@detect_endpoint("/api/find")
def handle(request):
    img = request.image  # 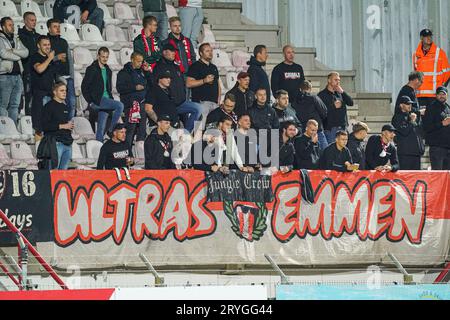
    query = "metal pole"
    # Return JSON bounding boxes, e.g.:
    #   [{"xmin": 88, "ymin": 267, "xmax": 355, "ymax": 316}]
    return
[
  {"xmin": 17, "ymin": 234, "xmax": 28, "ymax": 290},
  {"xmin": 387, "ymin": 252, "xmax": 414, "ymax": 284},
  {"xmin": 0, "ymin": 209, "xmax": 68, "ymax": 290},
  {"xmin": 0, "ymin": 260, "xmax": 20, "ymax": 289},
  {"xmin": 138, "ymin": 253, "xmax": 165, "ymax": 287},
  {"xmin": 434, "ymin": 262, "xmax": 450, "ymax": 284},
  {"xmin": 264, "ymin": 254, "xmax": 291, "ymax": 285},
  {"xmin": 0, "ymin": 280, "xmax": 8, "ymax": 291}
]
